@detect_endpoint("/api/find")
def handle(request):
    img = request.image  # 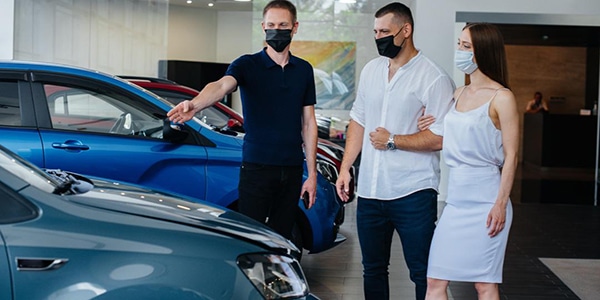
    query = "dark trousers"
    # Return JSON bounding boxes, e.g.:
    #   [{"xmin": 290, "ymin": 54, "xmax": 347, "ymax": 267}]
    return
[
  {"xmin": 357, "ymin": 189, "xmax": 438, "ymax": 300},
  {"xmin": 238, "ymin": 161, "xmax": 303, "ymax": 240}
]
